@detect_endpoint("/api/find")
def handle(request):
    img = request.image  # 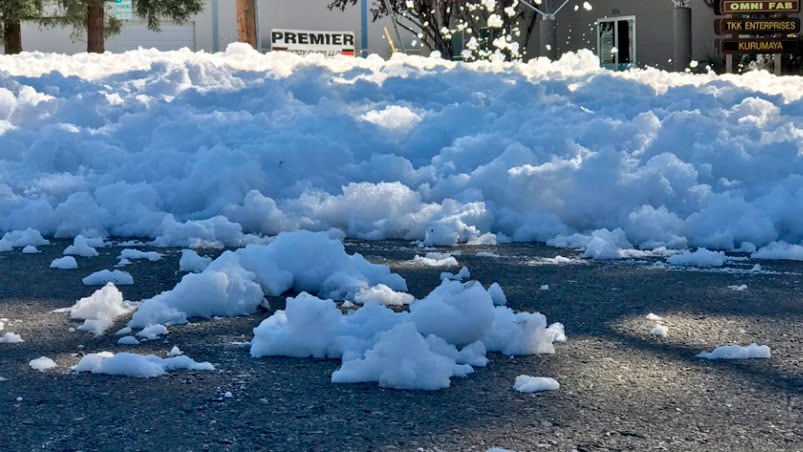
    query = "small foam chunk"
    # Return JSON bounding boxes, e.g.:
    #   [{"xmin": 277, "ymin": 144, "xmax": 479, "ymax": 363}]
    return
[
  {"xmin": 64, "ymin": 234, "xmax": 101, "ymax": 257},
  {"xmin": 513, "ymin": 375, "xmax": 560, "ymax": 393},
  {"xmin": 73, "ymin": 351, "xmax": 214, "ymax": 378},
  {"xmin": 82, "ymin": 270, "xmax": 134, "ymax": 286},
  {"xmin": 179, "ymin": 249, "xmax": 212, "ymax": 273},
  {"xmin": 697, "ymin": 343, "xmax": 771, "ymax": 360},
  {"xmin": 137, "ymin": 324, "xmax": 168, "ymax": 340},
  {"xmin": 117, "ymin": 336, "xmax": 140, "ymax": 345},
  {"xmin": 667, "ymin": 248, "xmax": 727, "ymax": 267},
  {"xmin": 650, "ymin": 324, "xmax": 669, "ymax": 337},
  {"xmin": 50, "ymin": 256, "xmax": 78, "ymax": 269},
  {"xmin": 0, "ymin": 332, "xmax": 23, "ymax": 343},
  {"xmin": 29, "ymin": 357, "xmax": 58, "ymax": 372},
  {"xmin": 488, "ymin": 282, "xmax": 507, "ymax": 306}
]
